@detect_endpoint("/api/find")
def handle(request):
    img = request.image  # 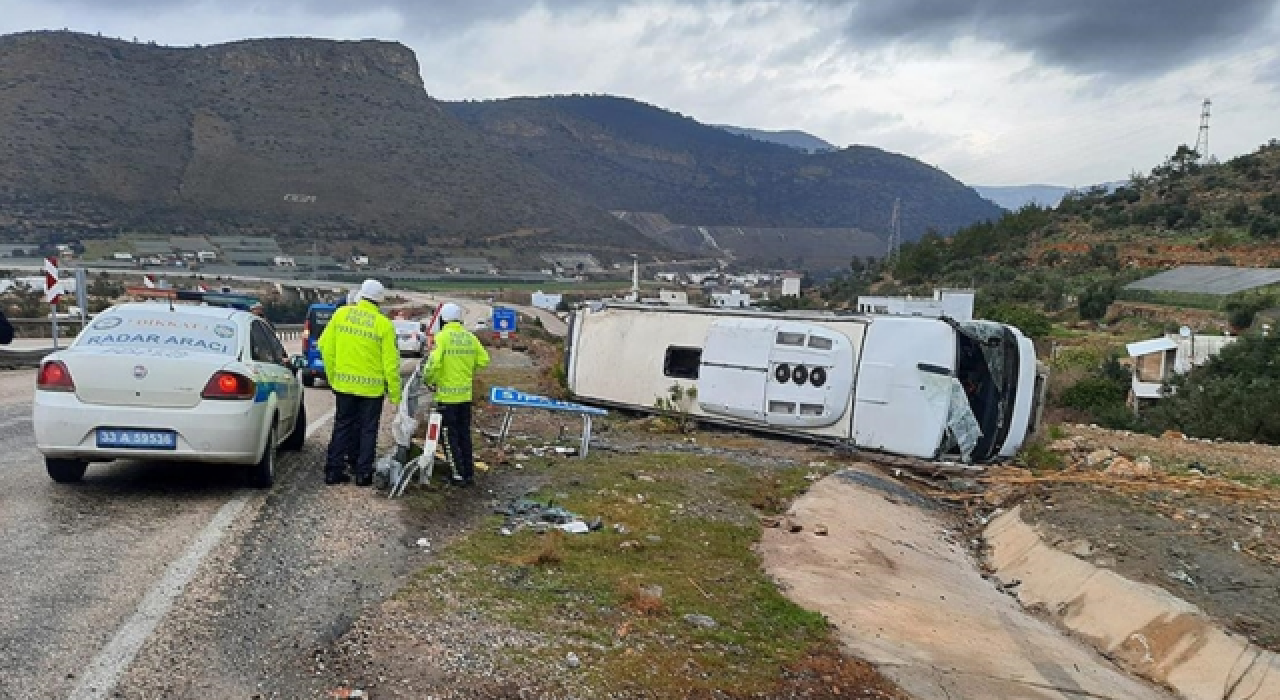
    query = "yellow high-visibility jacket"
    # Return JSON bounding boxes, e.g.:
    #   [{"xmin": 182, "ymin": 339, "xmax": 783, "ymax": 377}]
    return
[
  {"xmin": 425, "ymin": 322, "xmax": 490, "ymax": 404},
  {"xmin": 317, "ymin": 300, "xmax": 402, "ymax": 404}
]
